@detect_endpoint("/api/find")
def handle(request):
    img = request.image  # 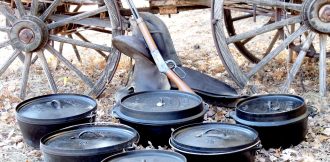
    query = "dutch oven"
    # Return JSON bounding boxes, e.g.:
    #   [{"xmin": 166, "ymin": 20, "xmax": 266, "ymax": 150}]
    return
[
  {"xmin": 230, "ymin": 94, "xmax": 309, "ymax": 149},
  {"xmin": 169, "ymin": 123, "xmax": 261, "ymax": 162},
  {"xmin": 15, "ymin": 94, "xmax": 97, "ymax": 148},
  {"xmin": 40, "ymin": 122, "xmax": 139, "ymax": 162},
  {"xmin": 112, "ymin": 90, "xmax": 208, "ymax": 146},
  {"xmin": 101, "ymin": 150, "xmax": 187, "ymax": 162}
]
